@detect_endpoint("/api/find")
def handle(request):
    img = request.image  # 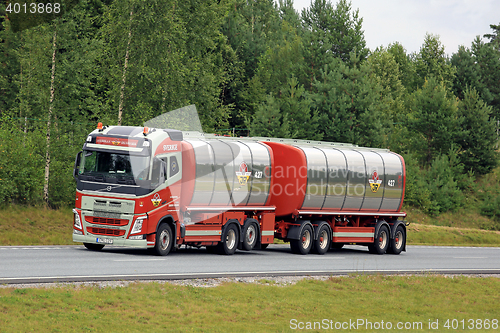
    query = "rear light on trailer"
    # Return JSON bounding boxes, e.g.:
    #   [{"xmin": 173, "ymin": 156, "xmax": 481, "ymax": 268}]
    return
[{"xmin": 72, "ymin": 209, "xmax": 82, "ymax": 229}]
